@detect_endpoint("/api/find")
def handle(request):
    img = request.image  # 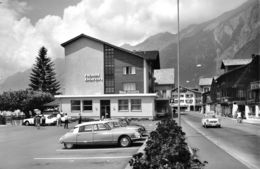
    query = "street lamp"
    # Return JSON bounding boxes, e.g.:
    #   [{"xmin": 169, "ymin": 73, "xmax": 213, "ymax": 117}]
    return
[{"xmin": 177, "ymin": 0, "xmax": 181, "ymax": 126}]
